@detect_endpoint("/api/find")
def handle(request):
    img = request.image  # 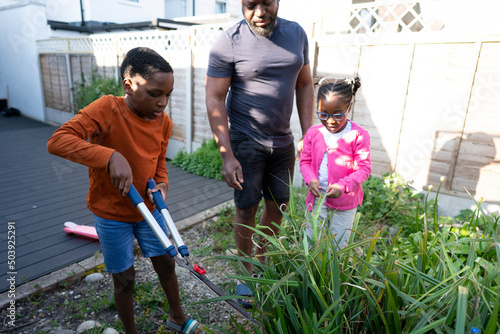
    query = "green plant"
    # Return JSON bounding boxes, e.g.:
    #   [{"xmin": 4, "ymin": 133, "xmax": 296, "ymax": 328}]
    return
[
  {"xmin": 382, "ymin": 189, "xmax": 500, "ymax": 333},
  {"xmin": 455, "ymin": 209, "xmax": 475, "ymax": 223},
  {"xmin": 171, "ymin": 139, "xmax": 223, "ymax": 180},
  {"xmin": 358, "ymin": 173, "xmax": 456, "ymax": 237},
  {"xmin": 63, "ymin": 285, "xmax": 115, "ymax": 320},
  {"xmin": 74, "ymin": 72, "xmax": 124, "ymax": 111},
  {"xmin": 204, "ymin": 205, "xmax": 237, "ymax": 253},
  {"xmin": 359, "ymin": 173, "xmax": 424, "ymax": 228},
  {"xmin": 203, "ymin": 180, "xmax": 499, "ymax": 333},
  {"xmin": 135, "ymin": 281, "xmax": 168, "ymax": 308}
]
